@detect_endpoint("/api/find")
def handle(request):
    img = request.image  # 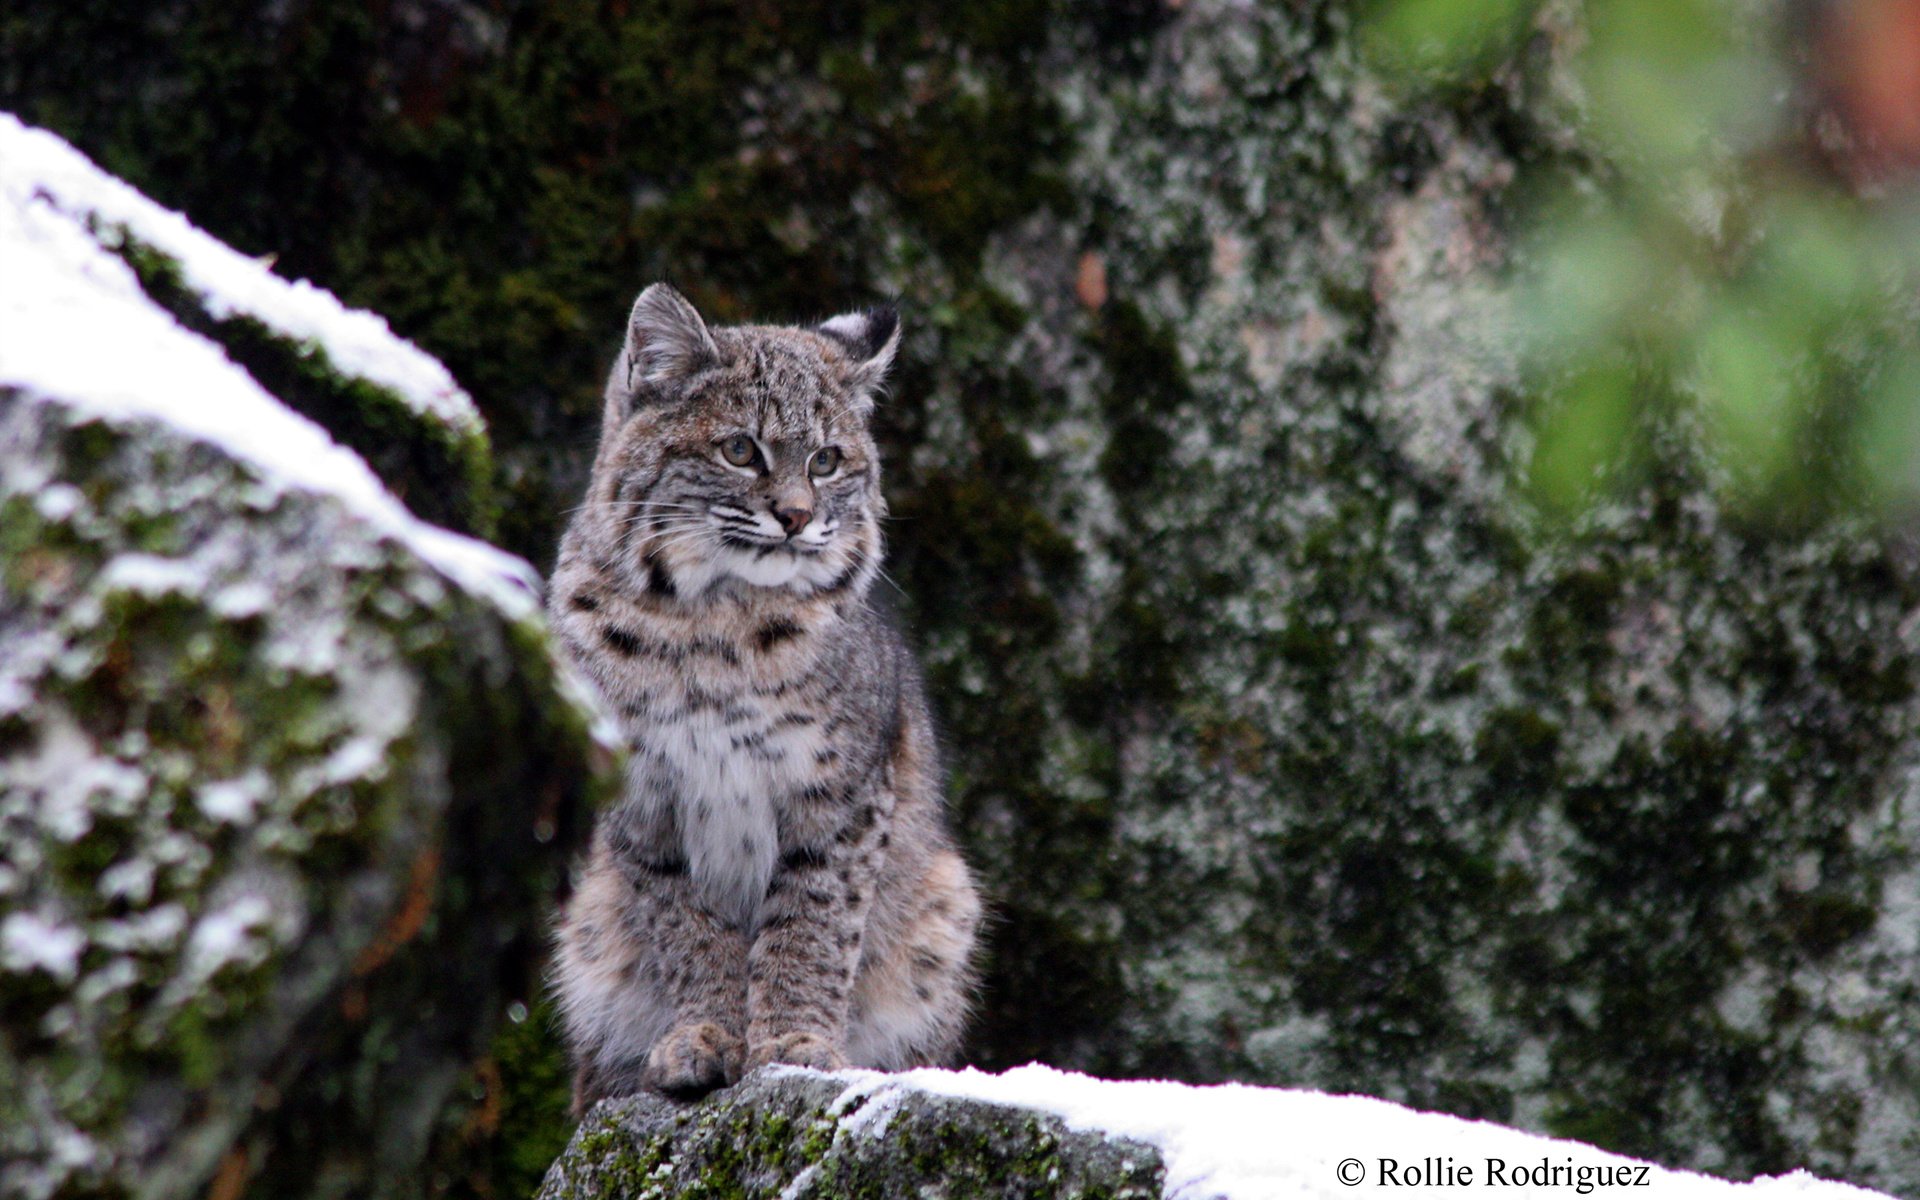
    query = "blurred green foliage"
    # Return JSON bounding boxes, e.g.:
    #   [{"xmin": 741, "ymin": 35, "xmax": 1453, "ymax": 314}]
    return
[
  {"xmin": 1365, "ymin": 0, "xmax": 1920, "ymax": 521},
  {"xmin": 430, "ymin": 1000, "xmax": 575, "ymax": 1200}
]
